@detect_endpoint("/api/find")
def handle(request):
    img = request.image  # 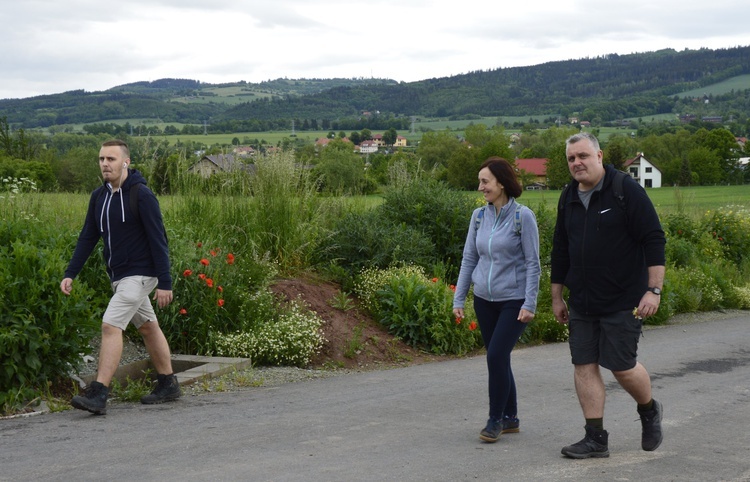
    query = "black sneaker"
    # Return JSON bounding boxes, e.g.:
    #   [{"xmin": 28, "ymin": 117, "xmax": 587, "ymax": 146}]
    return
[
  {"xmin": 501, "ymin": 416, "xmax": 520, "ymax": 434},
  {"xmin": 71, "ymin": 381, "xmax": 109, "ymax": 415},
  {"xmin": 638, "ymin": 399, "xmax": 663, "ymax": 451},
  {"xmin": 561, "ymin": 426, "xmax": 610, "ymax": 459},
  {"xmin": 141, "ymin": 374, "xmax": 181, "ymax": 404},
  {"xmin": 480, "ymin": 418, "xmax": 503, "ymax": 443}
]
